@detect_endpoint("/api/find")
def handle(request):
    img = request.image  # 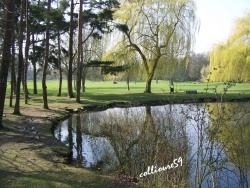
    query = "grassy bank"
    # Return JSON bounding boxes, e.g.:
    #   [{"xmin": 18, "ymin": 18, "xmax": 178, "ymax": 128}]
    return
[
  {"xmin": 1, "ymin": 80, "xmax": 249, "ymax": 187},
  {"xmin": 0, "ymin": 104, "xmax": 129, "ymax": 187}
]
